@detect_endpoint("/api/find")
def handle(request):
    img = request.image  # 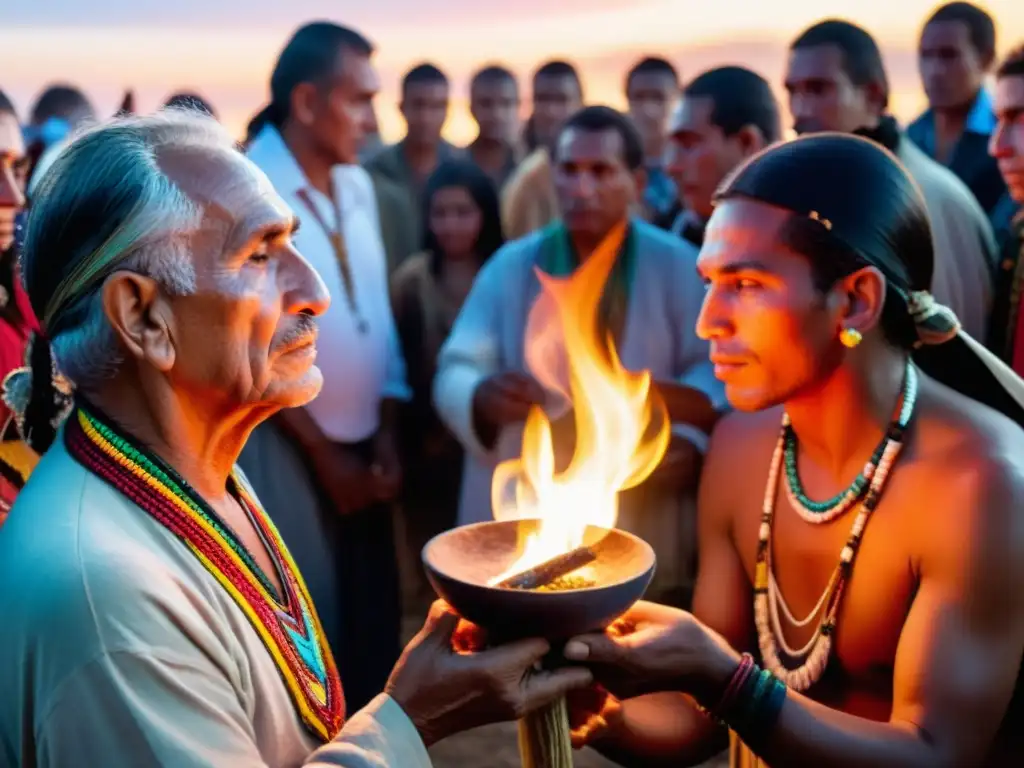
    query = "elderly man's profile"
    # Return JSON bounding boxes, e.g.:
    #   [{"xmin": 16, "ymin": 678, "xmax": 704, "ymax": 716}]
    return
[{"xmin": 0, "ymin": 110, "xmax": 591, "ymax": 767}]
